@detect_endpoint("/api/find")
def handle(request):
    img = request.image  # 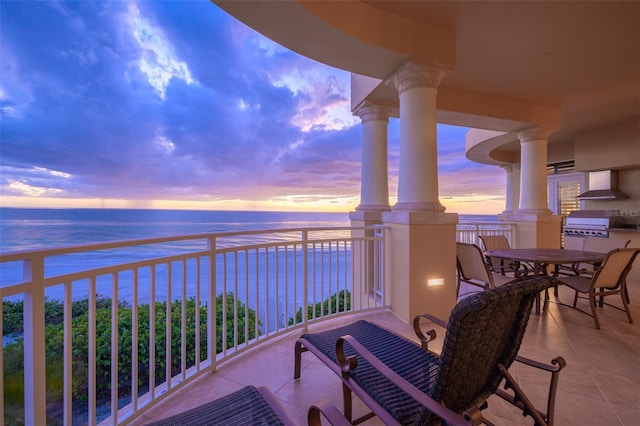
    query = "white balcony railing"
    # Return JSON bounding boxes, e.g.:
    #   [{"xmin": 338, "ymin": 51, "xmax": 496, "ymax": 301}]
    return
[
  {"xmin": 1, "ymin": 221, "xmax": 514, "ymax": 426},
  {"xmin": 456, "ymin": 222, "xmax": 515, "ymax": 246},
  {"xmin": 0, "ymin": 226, "xmax": 389, "ymax": 426}
]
